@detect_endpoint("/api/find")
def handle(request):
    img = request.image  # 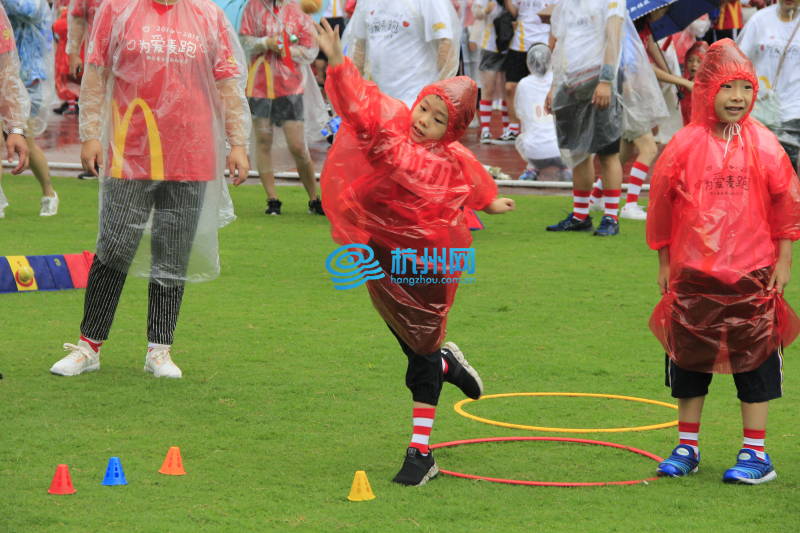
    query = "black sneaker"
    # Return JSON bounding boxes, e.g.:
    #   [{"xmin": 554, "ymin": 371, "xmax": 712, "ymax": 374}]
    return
[
  {"xmin": 442, "ymin": 342, "xmax": 483, "ymax": 399},
  {"xmin": 392, "ymin": 447, "xmax": 439, "ymax": 486},
  {"xmin": 546, "ymin": 214, "xmax": 593, "ymax": 232},
  {"xmin": 265, "ymin": 198, "xmax": 282, "ymax": 215},
  {"xmin": 593, "ymin": 215, "xmax": 619, "ymax": 236},
  {"xmin": 308, "ymin": 198, "xmax": 325, "ymax": 216}
]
